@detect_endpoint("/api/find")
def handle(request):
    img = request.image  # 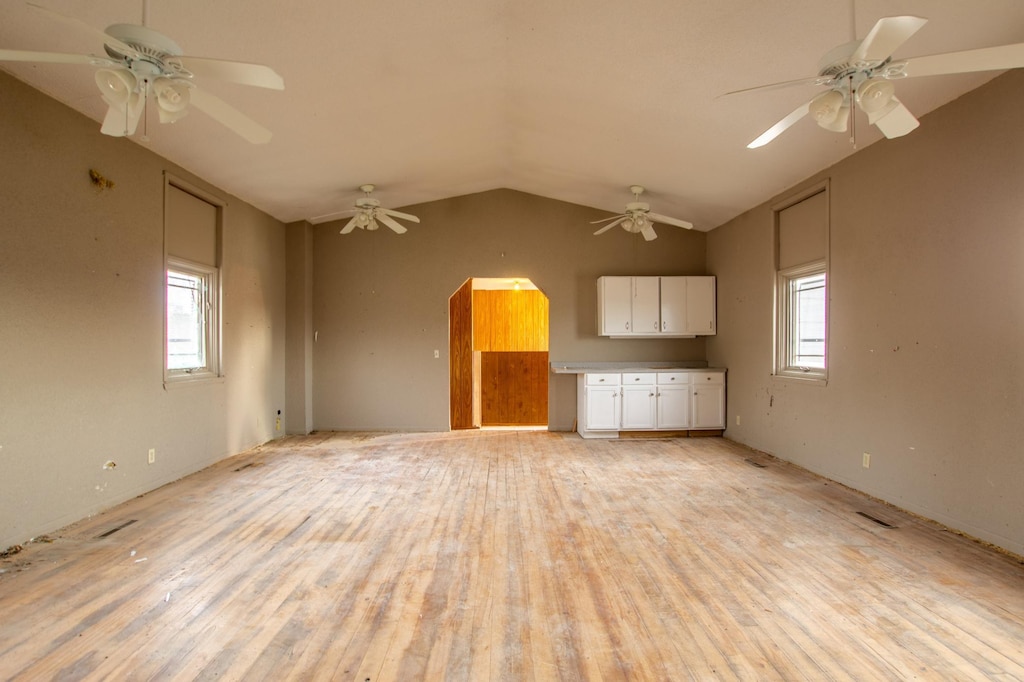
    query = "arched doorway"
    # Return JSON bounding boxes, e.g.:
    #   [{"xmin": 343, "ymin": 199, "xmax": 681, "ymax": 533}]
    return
[{"xmin": 449, "ymin": 277, "xmax": 549, "ymax": 430}]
